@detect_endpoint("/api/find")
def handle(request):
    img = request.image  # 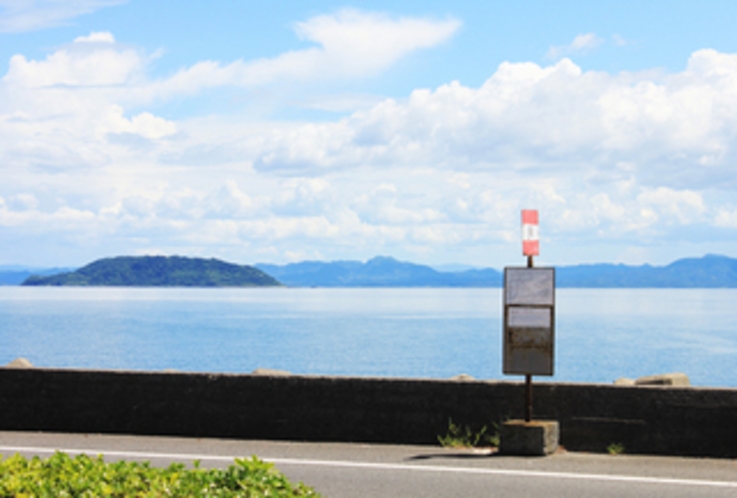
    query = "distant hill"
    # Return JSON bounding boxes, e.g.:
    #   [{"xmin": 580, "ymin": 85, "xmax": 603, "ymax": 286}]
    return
[
  {"xmin": 256, "ymin": 256, "xmax": 502, "ymax": 287},
  {"xmin": 257, "ymin": 254, "xmax": 737, "ymax": 288},
  {"xmin": 0, "ymin": 266, "xmax": 75, "ymax": 285},
  {"xmin": 21, "ymin": 256, "xmax": 281, "ymax": 287},
  {"xmin": 556, "ymin": 254, "xmax": 737, "ymax": 288}
]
